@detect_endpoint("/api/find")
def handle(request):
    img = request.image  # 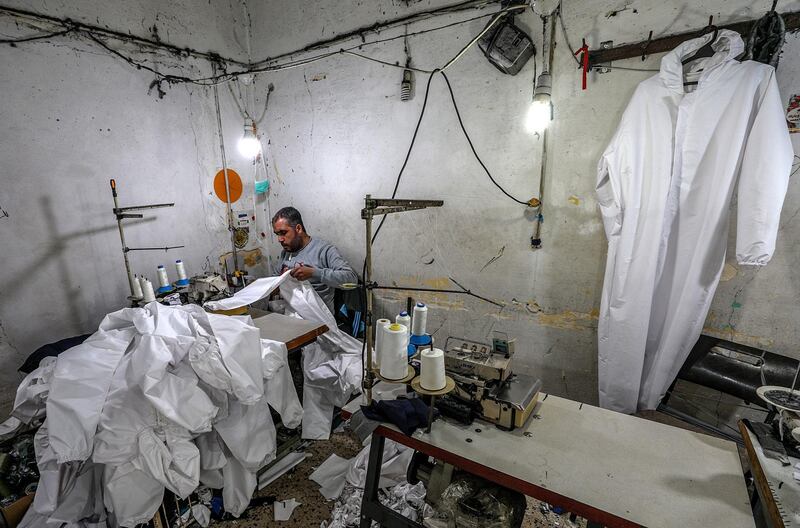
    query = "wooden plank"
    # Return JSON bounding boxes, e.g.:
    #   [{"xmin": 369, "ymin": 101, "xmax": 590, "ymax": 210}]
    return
[
  {"xmin": 251, "ymin": 312, "xmax": 328, "ymax": 352},
  {"xmin": 588, "ymin": 11, "xmax": 800, "ymax": 67},
  {"xmin": 344, "ymin": 393, "xmax": 754, "ymax": 528},
  {"xmin": 738, "ymin": 421, "xmax": 788, "ymax": 528}
]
